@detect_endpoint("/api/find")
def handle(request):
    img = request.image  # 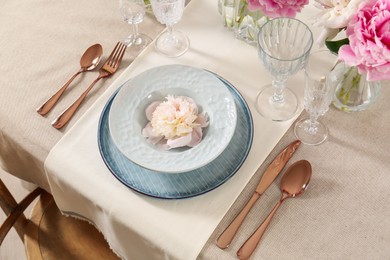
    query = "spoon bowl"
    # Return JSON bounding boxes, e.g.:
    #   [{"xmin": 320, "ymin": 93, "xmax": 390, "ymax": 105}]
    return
[
  {"xmin": 281, "ymin": 160, "xmax": 311, "ymax": 197},
  {"xmin": 81, "ymin": 44, "xmax": 103, "ymax": 70},
  {"xmin": 237, "ymin": 160, "xmax": 312, "ymax": 260},
  {"xmin": 37, "ymin": 43, "xmax": 103, "ymax": 115}
]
